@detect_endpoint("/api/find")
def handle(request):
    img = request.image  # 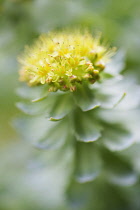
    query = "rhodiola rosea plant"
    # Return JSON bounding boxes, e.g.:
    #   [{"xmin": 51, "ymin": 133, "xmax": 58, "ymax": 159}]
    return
[{"xmin": 15, "ymin": 30, "xmax": 140, "ymax": 209}]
